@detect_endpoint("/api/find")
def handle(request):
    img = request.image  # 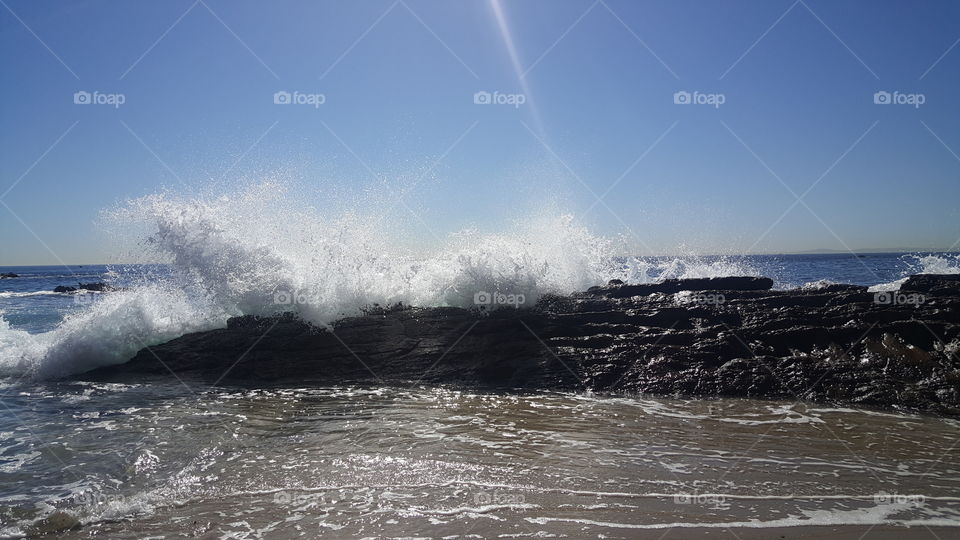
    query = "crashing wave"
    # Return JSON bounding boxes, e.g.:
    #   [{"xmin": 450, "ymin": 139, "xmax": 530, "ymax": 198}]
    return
[
  {"xmin": 867, "ymin": 254, "xmax": 960, "ymax": 292},
  {"xmin": 1, "ymin": 182, "xmax": 762, "ymax": 379}
]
